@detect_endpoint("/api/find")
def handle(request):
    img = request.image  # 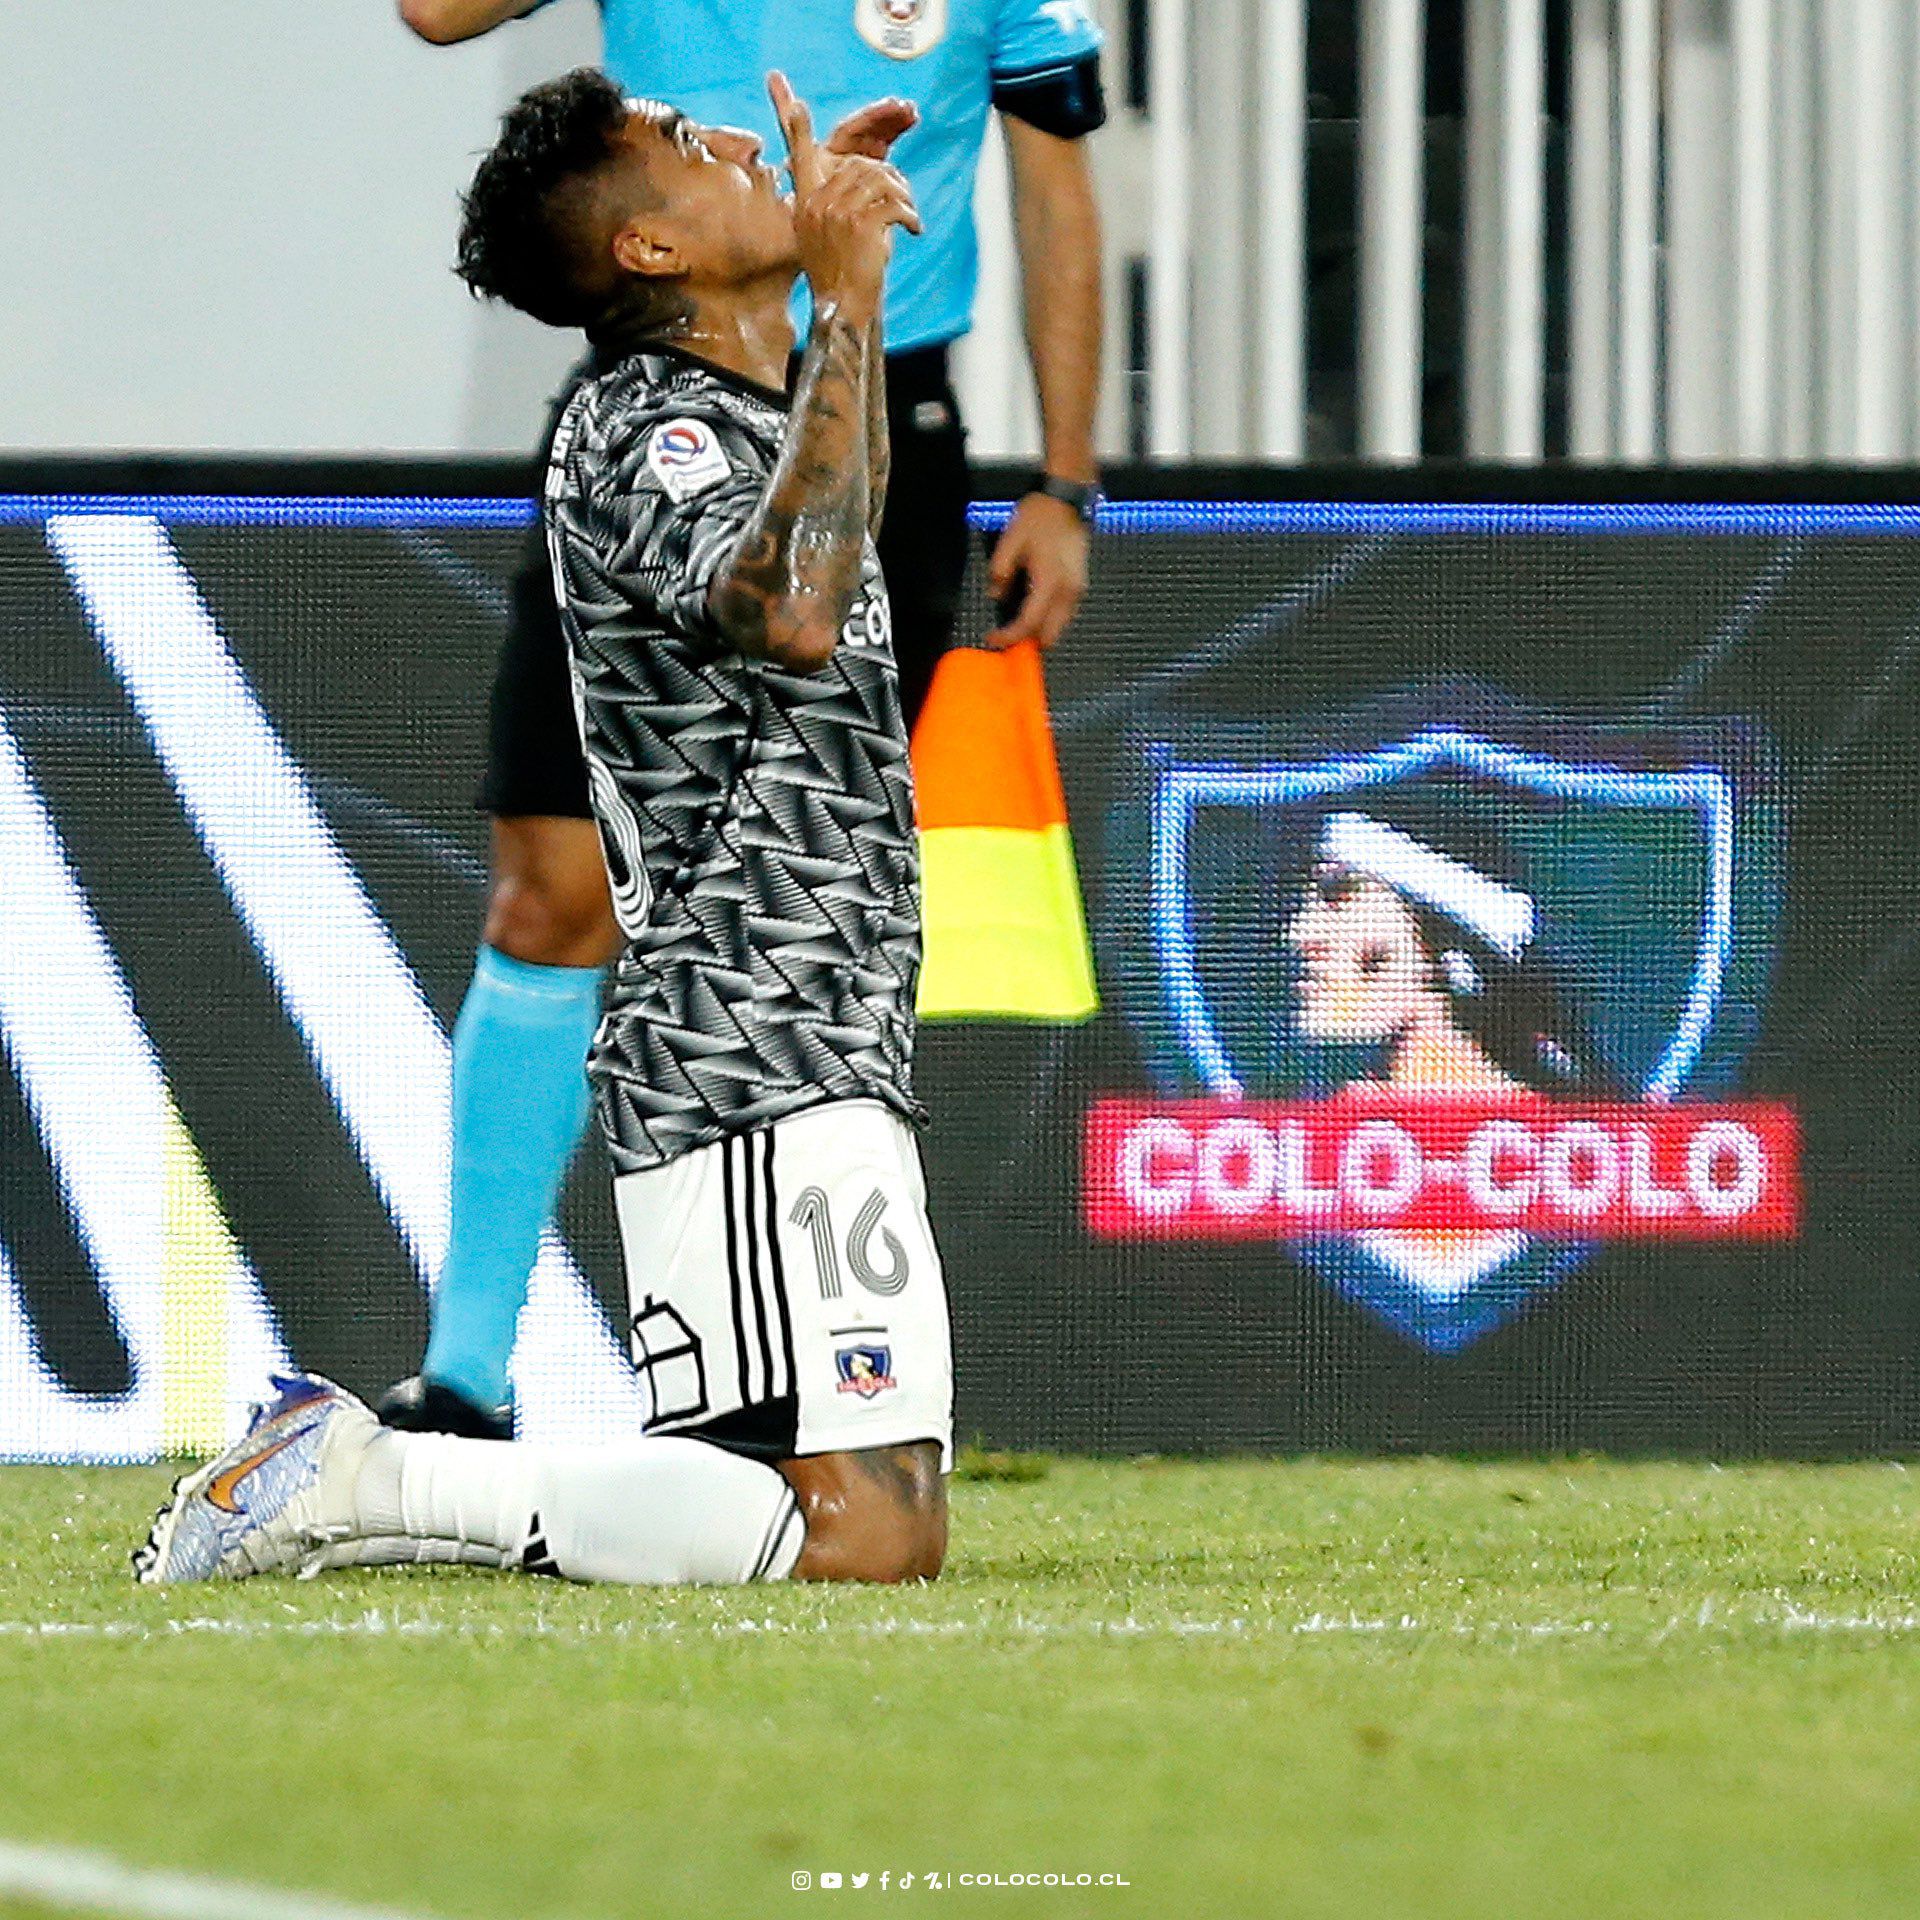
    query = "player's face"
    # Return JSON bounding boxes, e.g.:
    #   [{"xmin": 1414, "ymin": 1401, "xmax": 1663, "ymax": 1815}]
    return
[
  {"xmin": 624, "ymin": 105, "xmax": 797, "ymax": 280},
  {"xmin": 1287, "ymin": 867, "xmax": 1436, "ymax": 1043}
]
